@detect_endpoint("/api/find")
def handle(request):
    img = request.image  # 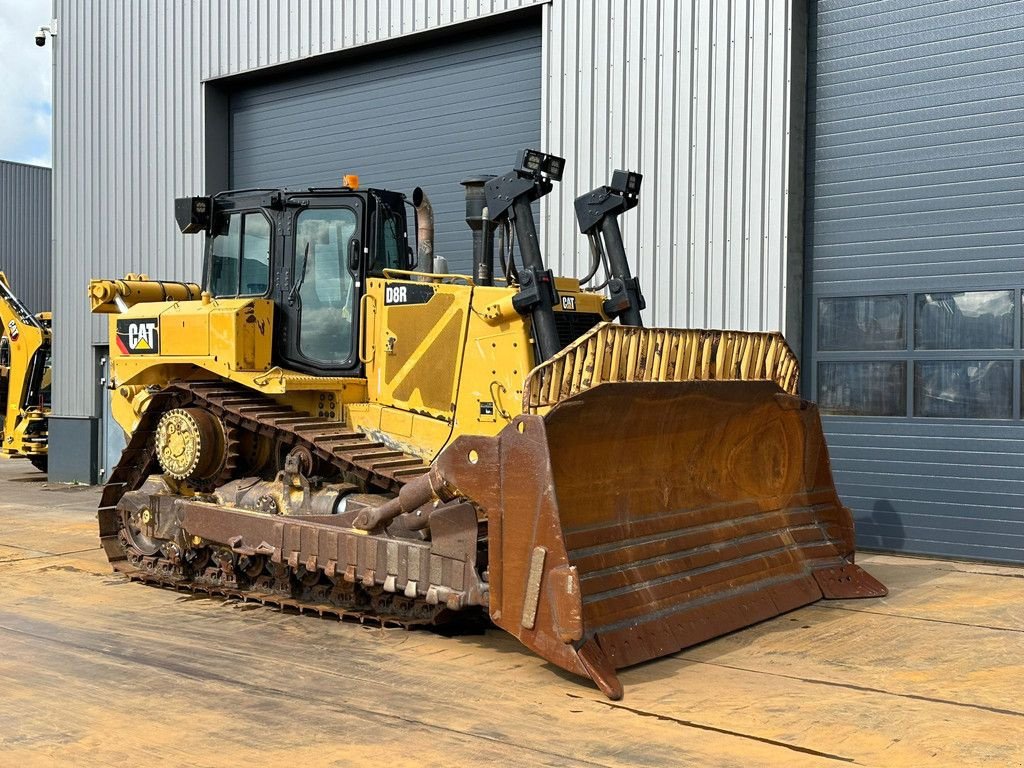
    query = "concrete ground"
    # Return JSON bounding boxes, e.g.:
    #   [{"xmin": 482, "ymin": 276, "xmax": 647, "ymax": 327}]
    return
[{"xmin": 0, "ymin": 457, "xmax": 1021, "ymax": 768}]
